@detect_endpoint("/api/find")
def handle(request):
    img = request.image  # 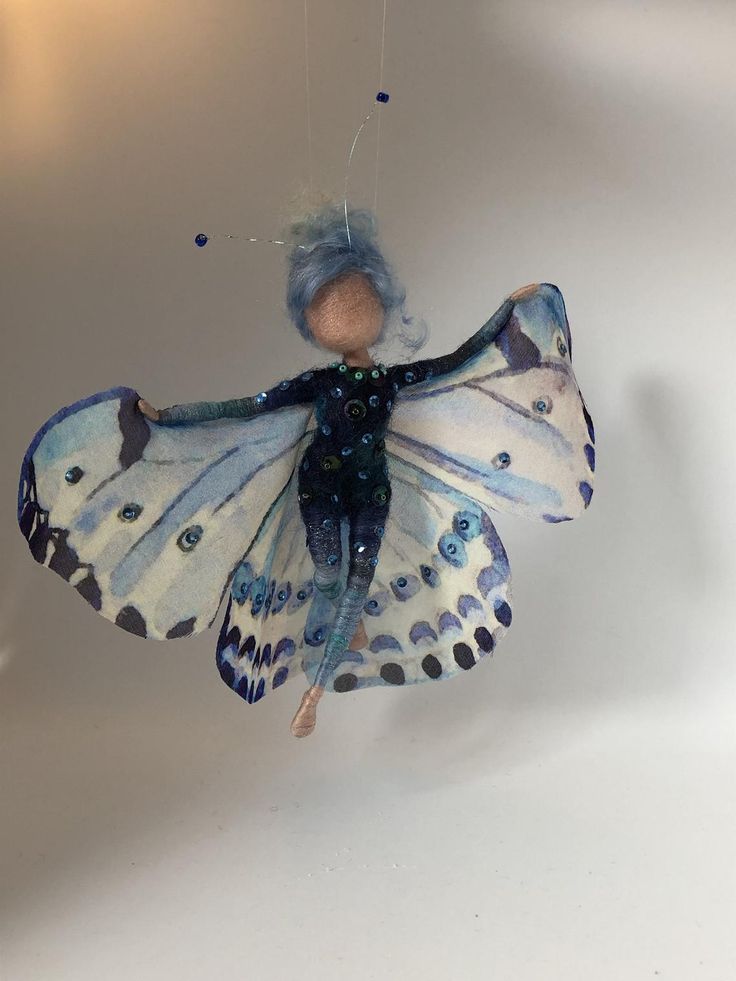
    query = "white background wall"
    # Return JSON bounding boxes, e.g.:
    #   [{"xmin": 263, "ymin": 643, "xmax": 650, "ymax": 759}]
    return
[{"xmin": 2, "ymin": 2, "xmax": 735, "ymax": 979}]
